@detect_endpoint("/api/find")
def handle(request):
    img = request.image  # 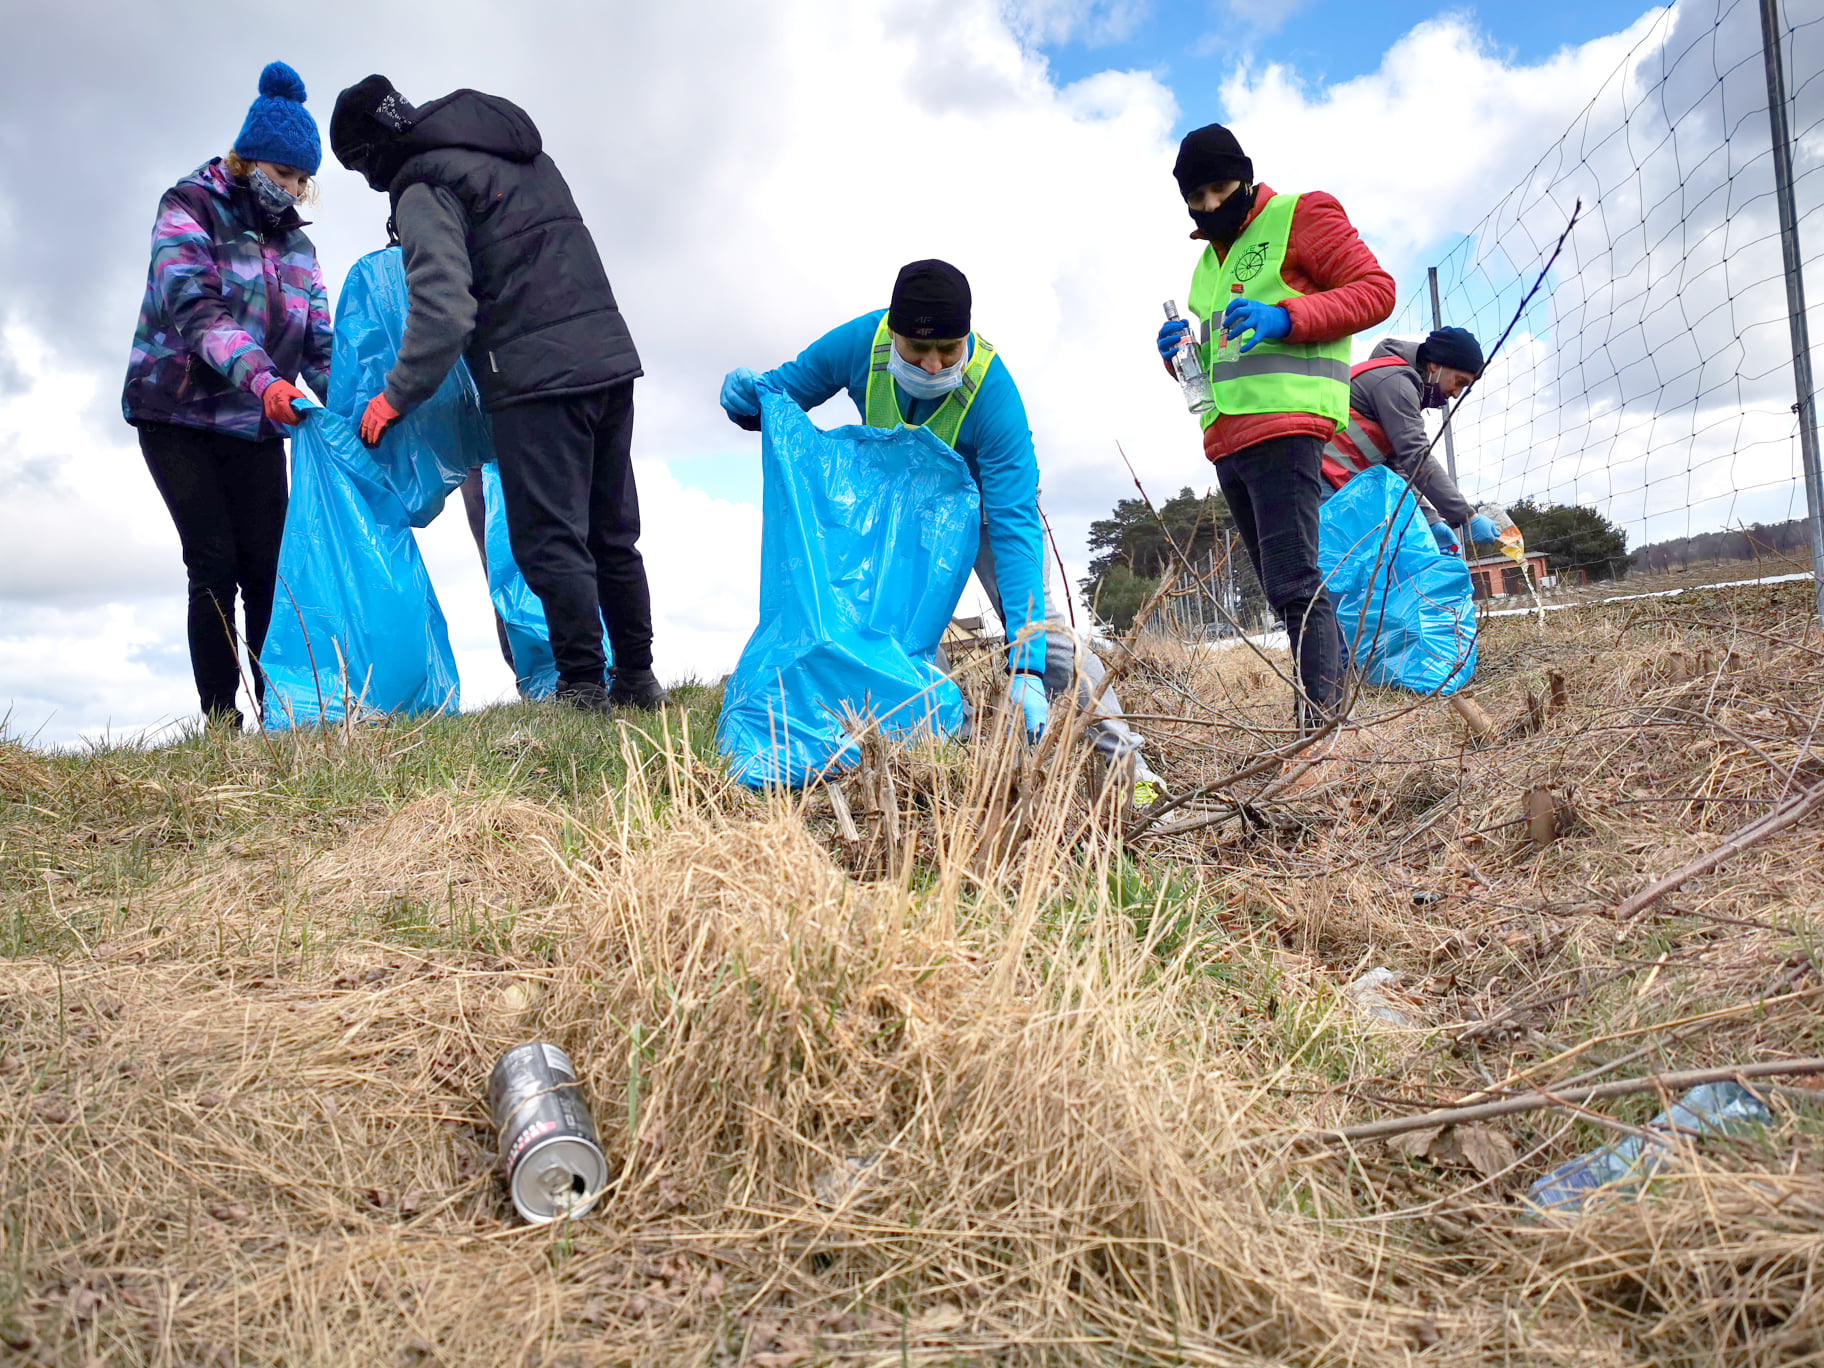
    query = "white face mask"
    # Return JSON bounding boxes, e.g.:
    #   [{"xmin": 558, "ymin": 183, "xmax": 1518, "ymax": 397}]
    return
[{"xmin": 887, "ymin": 344, "xmax": 966, "ymax": 399}]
